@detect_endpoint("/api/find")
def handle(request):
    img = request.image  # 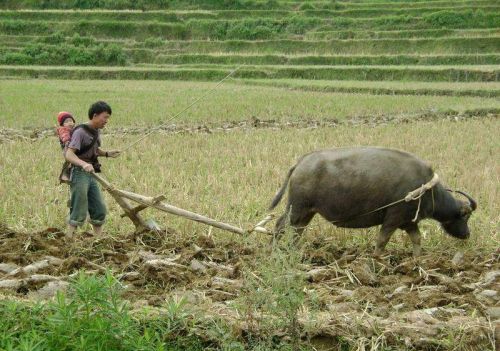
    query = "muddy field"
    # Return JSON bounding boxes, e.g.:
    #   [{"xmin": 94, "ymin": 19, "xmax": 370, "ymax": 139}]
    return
[{"xmin": 0, "ymin": 223, "xmax": 498, "ymax": 349}]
